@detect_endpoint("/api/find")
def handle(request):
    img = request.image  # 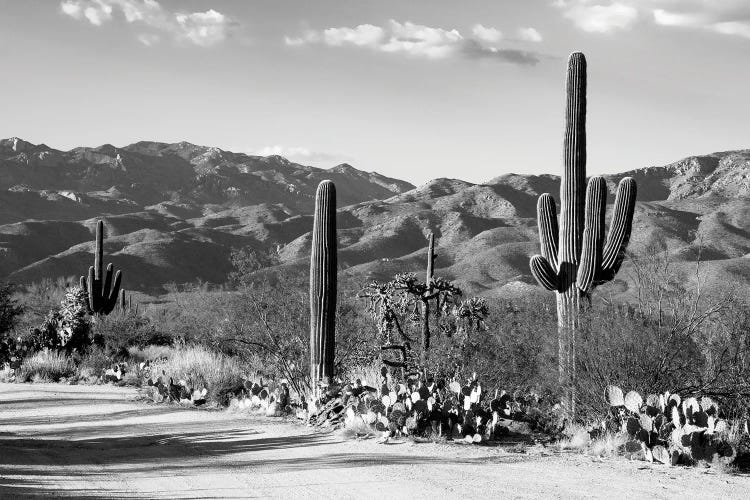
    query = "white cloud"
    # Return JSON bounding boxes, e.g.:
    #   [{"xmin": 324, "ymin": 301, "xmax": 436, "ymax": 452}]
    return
[
  {"xmin": 517, "ymin": 27, "xmax": 544, "ymax": 42},
  {"xmin": 381, "ymin": 21, "xmax": 463, "ymax": 59},
  {"xmin": 324, "ymin": 24, "xmax": 385, "ymax": 47},
  {"xmin": 557, "ymin": 1, "xmax": 750, "ymax": 40},
  {"xmin": 472, "ymin": 24, "xmax": 503, "ymax": 44},
  {"xmin": 84, "ymin": 4, "xmax": 113, "ymax": 26},
  {"xmin": 136, "ymin": 33, "xmax": 160, "ymax": 46},
  {"xmin": 652, "ymin": 9, "xmax": 704, "ymax": 27},
  {"xmin": 712, "ymin": 21, "xmax": 750, "ymax": 39},
  {"xmin": 61, "ymin": 1, "xmax": 83, "ymax": 18},
  {"xmin": 286, "ymin": 20, "xmax": 543, "ymax": 65},
  {"xmin": 175, "ymin": 9, "xmax": 229, "ymax": 47},
  {"xmin": 59, "ymin": 0, "xmax": 235, "ymax": 46},
  {"xmin": 556, "ymin": 1, "xmax": 638, "ymax": 33}
]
